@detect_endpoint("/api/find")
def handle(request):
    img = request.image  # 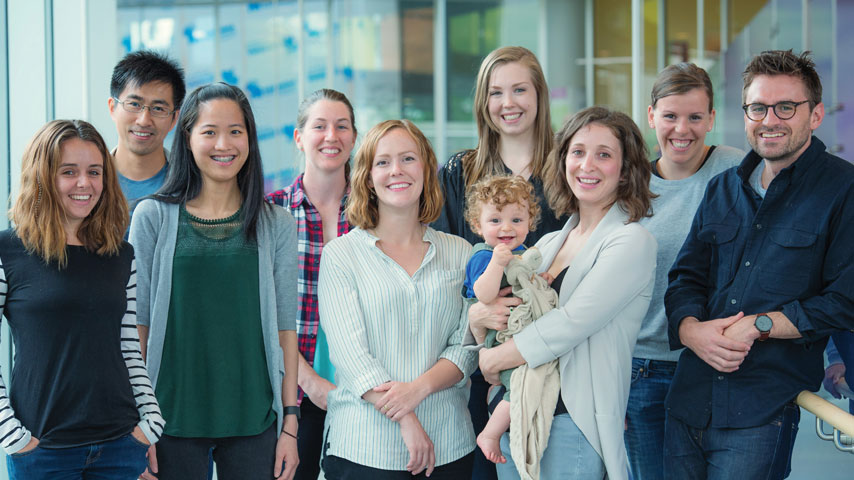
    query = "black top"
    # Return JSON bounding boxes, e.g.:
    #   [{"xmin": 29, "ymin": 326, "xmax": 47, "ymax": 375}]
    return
[
  {"xmin": 432, "ymin": 150, "xmax": 569, "ymax": 244},
  {"xmin": 0, "ymin": 230, "xmax": 140, "ymax": 448},
  {"xmin": 665, "ymin": 137, "xmax": 854, "ymax": 428}
]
